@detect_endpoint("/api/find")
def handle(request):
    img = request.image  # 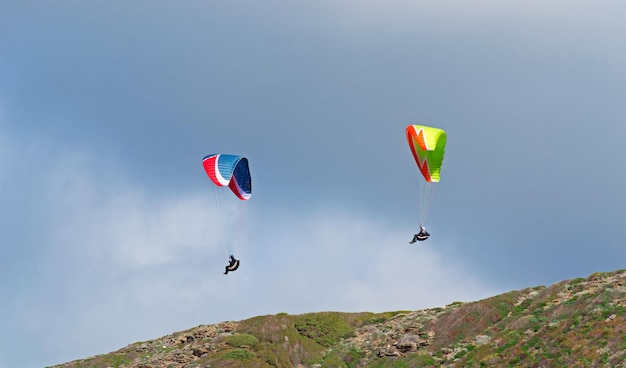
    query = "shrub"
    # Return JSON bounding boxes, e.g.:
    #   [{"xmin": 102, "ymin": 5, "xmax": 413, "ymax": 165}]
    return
[
  {"xmin": 224, "ymin": 333, "xmax": 259, "ymax": 348},
  {"xmin": 99, "ymin": 354, "xmax": 132, "ymax": 368},
  {"xmin": 294, "ymin": 313, "xmax": 354, "ymax": 347},
  {"xmin": 224, "ymin": 349, "xmax": 254, "ymax": 360}
]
